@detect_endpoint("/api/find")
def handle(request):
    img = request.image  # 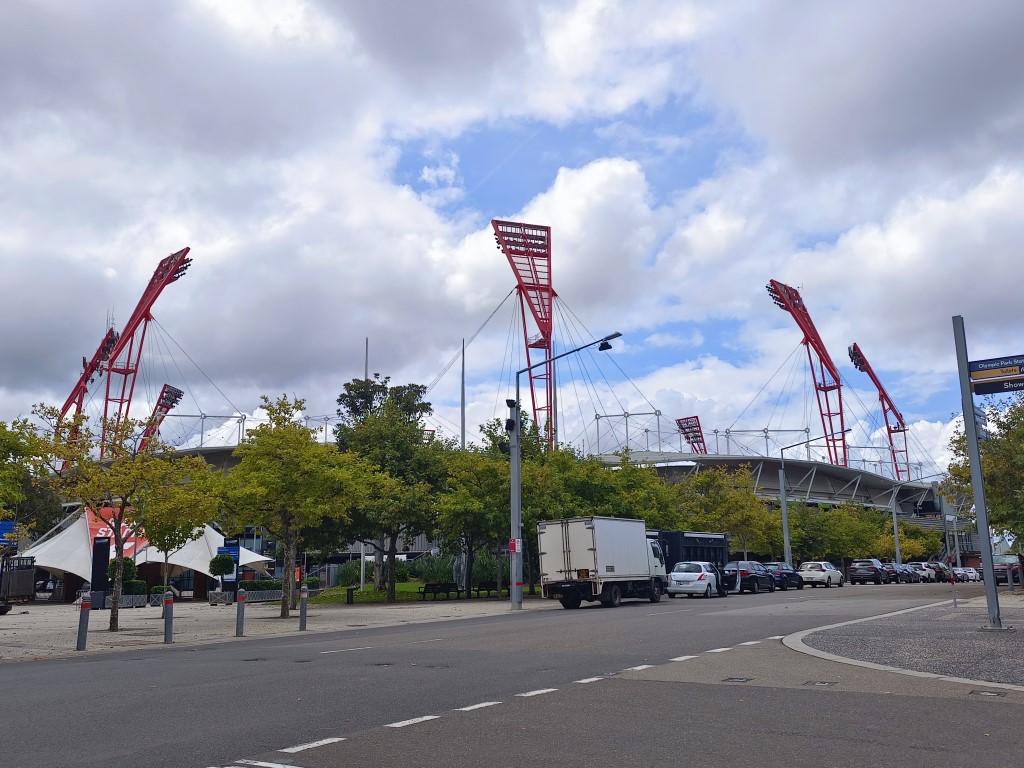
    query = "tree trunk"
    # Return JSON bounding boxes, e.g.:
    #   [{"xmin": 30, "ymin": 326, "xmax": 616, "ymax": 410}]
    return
[
  {"xmin": 386, "ymin": 533, "xmax": 399, "ymax": 603},
  {"xmin": 109, "ymin": 545, "xmax": 124, "ymax": 632},
  {"xmin": 161, "ymin": 558, "xmax": 170, "ymax": 619},
  {"xmin": 464, "ymin": 541, "xmax": 475, "ymax": 600},
  {"xmin": 280, "ymin": 514, "xmax": 294, "ymax": 618},
  {"xmin": 374, "ymin": 538, "xmax": 385, "ymax": 590}
]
